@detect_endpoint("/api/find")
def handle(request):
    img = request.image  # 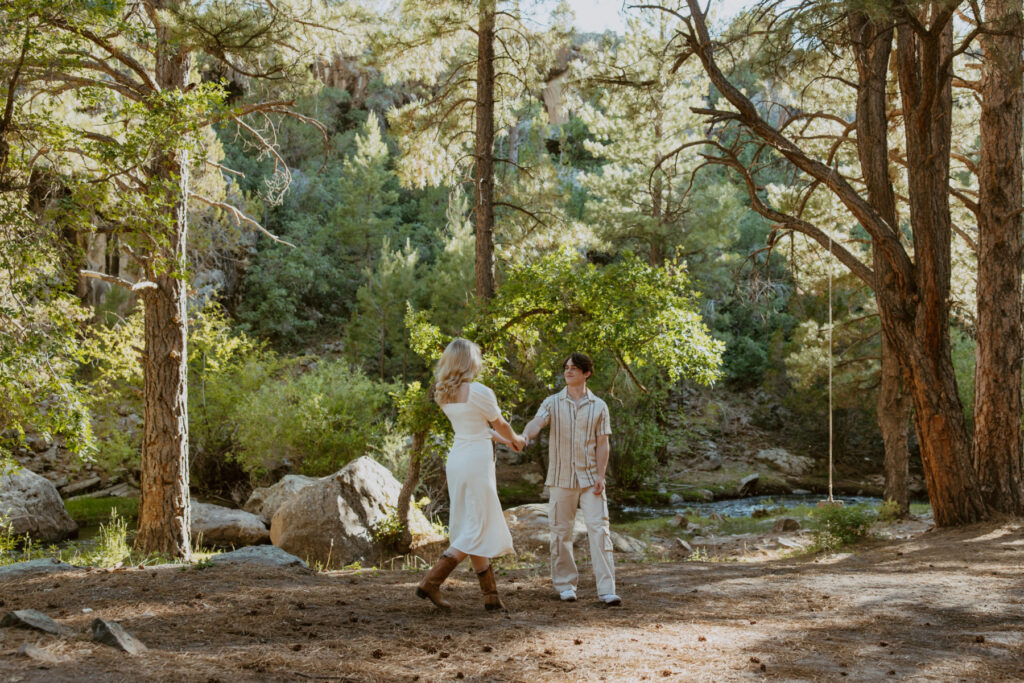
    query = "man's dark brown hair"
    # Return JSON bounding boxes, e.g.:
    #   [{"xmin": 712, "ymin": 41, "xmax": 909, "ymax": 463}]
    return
[{"xmin": 563, "ymin": 352, "xmax": 594, "ymax": 377}]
